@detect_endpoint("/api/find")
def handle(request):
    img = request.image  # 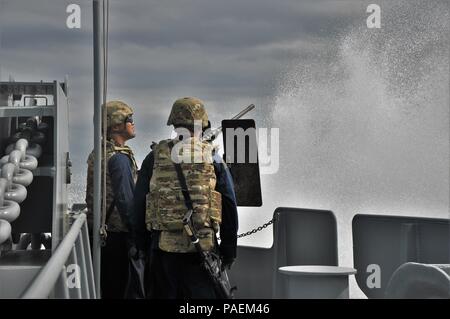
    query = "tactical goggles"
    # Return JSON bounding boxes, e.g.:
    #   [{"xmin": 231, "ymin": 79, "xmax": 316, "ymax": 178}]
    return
[{"xmin": 125, "ymin": 115, "xmax": 134, "ymax": 124}]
